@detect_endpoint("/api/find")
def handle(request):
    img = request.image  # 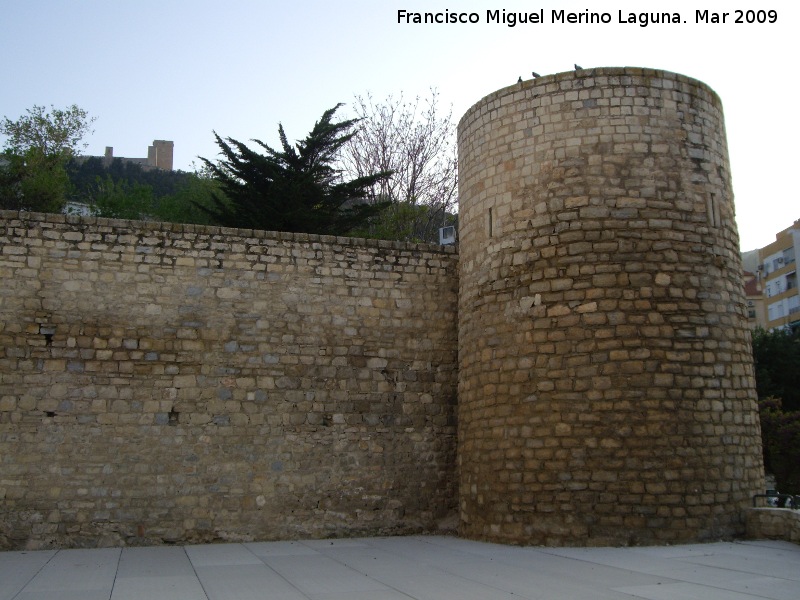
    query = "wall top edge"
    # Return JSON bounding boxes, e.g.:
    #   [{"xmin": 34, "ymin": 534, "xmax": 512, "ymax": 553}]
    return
[
  {"xmin": 457, "ymin": 66, "xmax": 722, "ymax": 130},
  {"xmin": 0, "ymin": 210, "xmax": 458, "ymax": 255}
]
